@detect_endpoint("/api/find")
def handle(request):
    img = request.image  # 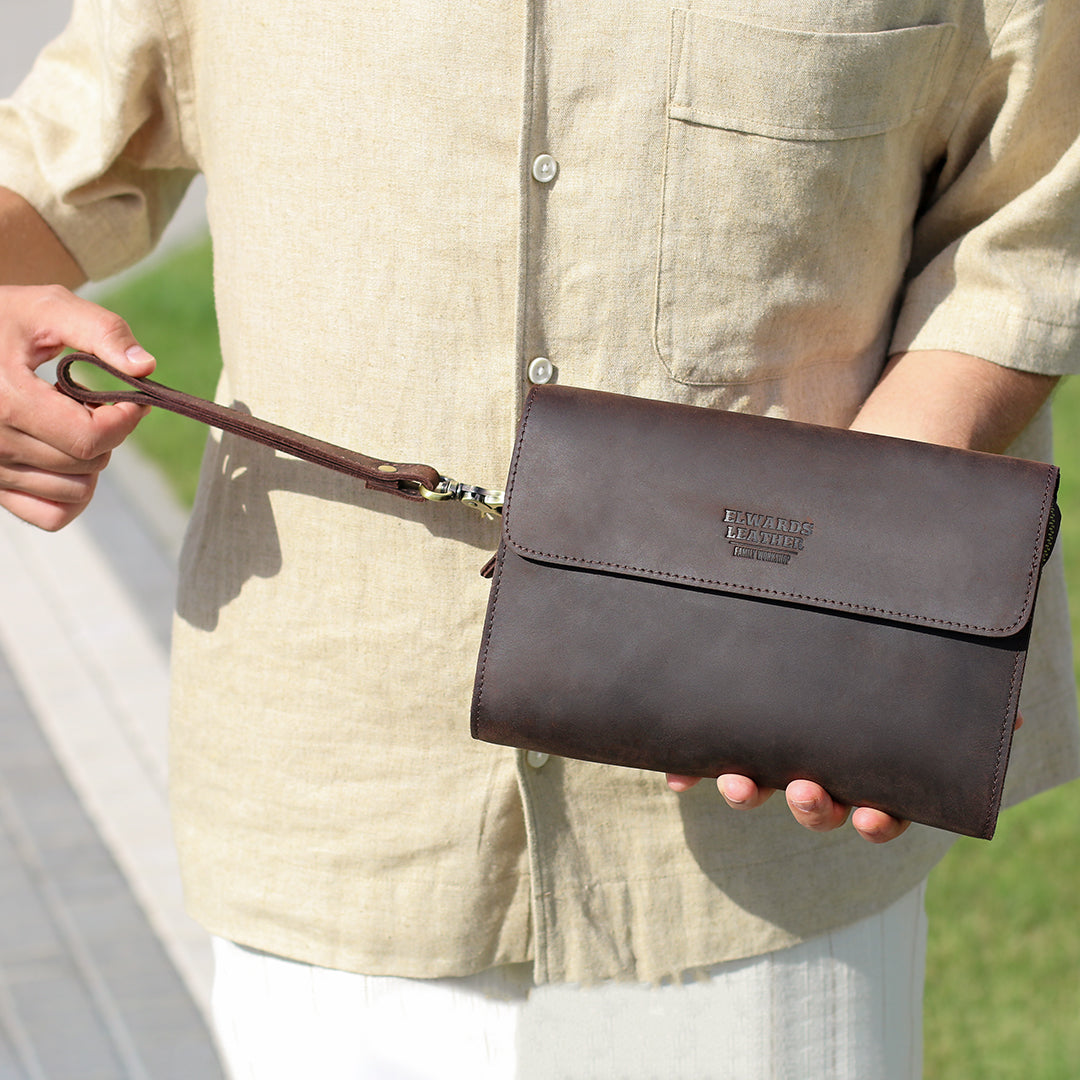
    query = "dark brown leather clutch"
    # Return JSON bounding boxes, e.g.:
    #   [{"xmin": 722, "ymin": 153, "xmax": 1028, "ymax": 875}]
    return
[
  {"xmin": 56, "ymin": 357, "xmax": 1061, "ymax": 839},
  {"xmin": 471, "ymin": 385, "xmax": 1061, "ymax": 839}
]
